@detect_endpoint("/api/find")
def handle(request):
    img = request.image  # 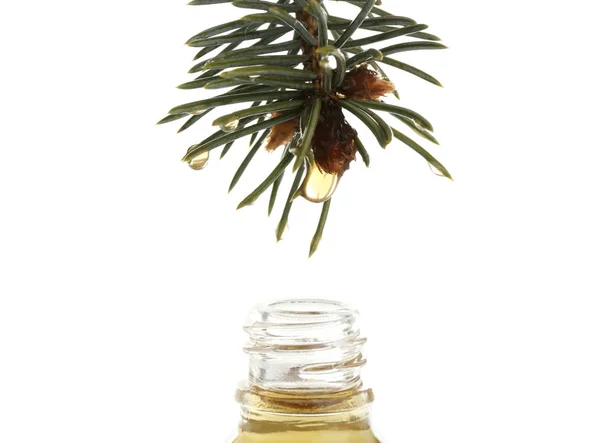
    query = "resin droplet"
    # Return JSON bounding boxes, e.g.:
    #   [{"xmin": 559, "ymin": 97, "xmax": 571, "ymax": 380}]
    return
[
  {"xmin": 219, "ymin": 119, "xmax": 239, "ymax": 133},
  {"xmin": 428, "ymin": 162, "xmax": 447, "ymax": 178},
  {"xmin": 301, "ymin": 163, "xmax": 339, "ymax": 203},
  {"xmin": 188, "ymin": 151, "xmax": 209, "ymax": 170}
]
